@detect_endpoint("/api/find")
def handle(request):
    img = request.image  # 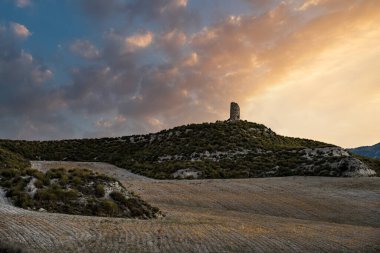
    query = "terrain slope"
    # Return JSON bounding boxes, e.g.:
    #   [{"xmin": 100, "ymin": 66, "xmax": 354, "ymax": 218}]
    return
[
  {"xmin": 350, "ymin": 142, "xmax": 380, "ymax": 159},
  {"xmin": 0, "ymin": 161, "xmax": 379, "ymax": 253},
  {"xmin": 0, "ymin": 121, "xmax": 378, "ymax": 179}
]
